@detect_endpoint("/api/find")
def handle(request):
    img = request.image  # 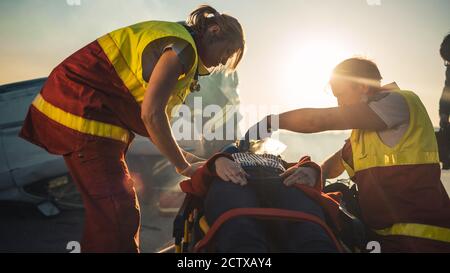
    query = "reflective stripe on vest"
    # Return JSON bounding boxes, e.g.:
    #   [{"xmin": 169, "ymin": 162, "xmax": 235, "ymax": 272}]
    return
[
  {"xmin": 374, "ymin": 223, "xmax": 450, "ymax": 243},
  {"xmin": 97, "ymin": 21, "xmax": 198, "ymax": 119},
  {"xmin": 342, "ymin": 90, "xmax": 439, "ymax": 175},
  {"xmin": 32, "ymin": 94, "xmax": 130, "ymax": 143}
]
